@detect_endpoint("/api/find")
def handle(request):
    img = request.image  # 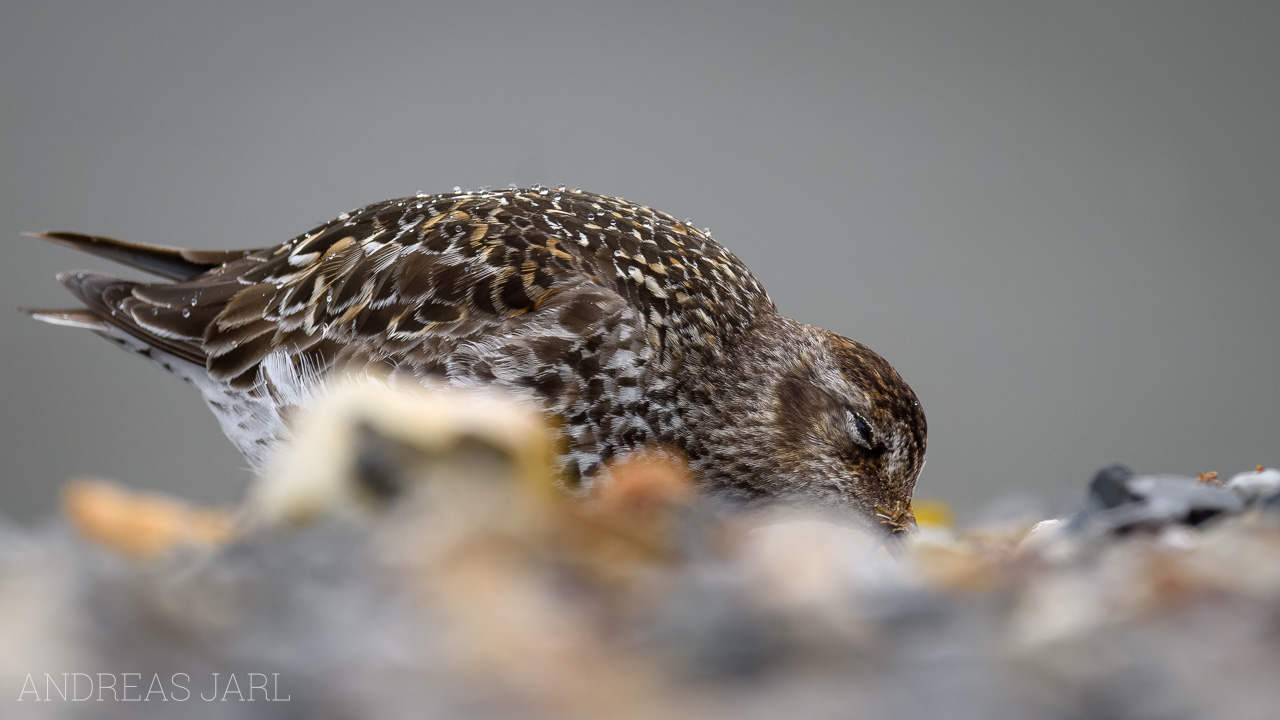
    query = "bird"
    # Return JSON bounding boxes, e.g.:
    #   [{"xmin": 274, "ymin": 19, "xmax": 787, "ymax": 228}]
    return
[{"xmin": 26, "ymin": 186, "xmax": 927, "ymax": 529}]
